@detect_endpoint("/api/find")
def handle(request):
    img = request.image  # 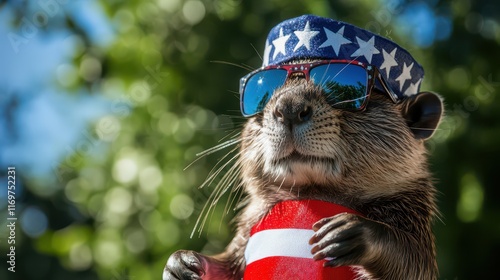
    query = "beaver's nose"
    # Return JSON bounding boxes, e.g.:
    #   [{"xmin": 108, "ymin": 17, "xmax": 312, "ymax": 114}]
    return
[{"xmin": 273, "ymin": 97, "xmax": 313, "ymax": 126}]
